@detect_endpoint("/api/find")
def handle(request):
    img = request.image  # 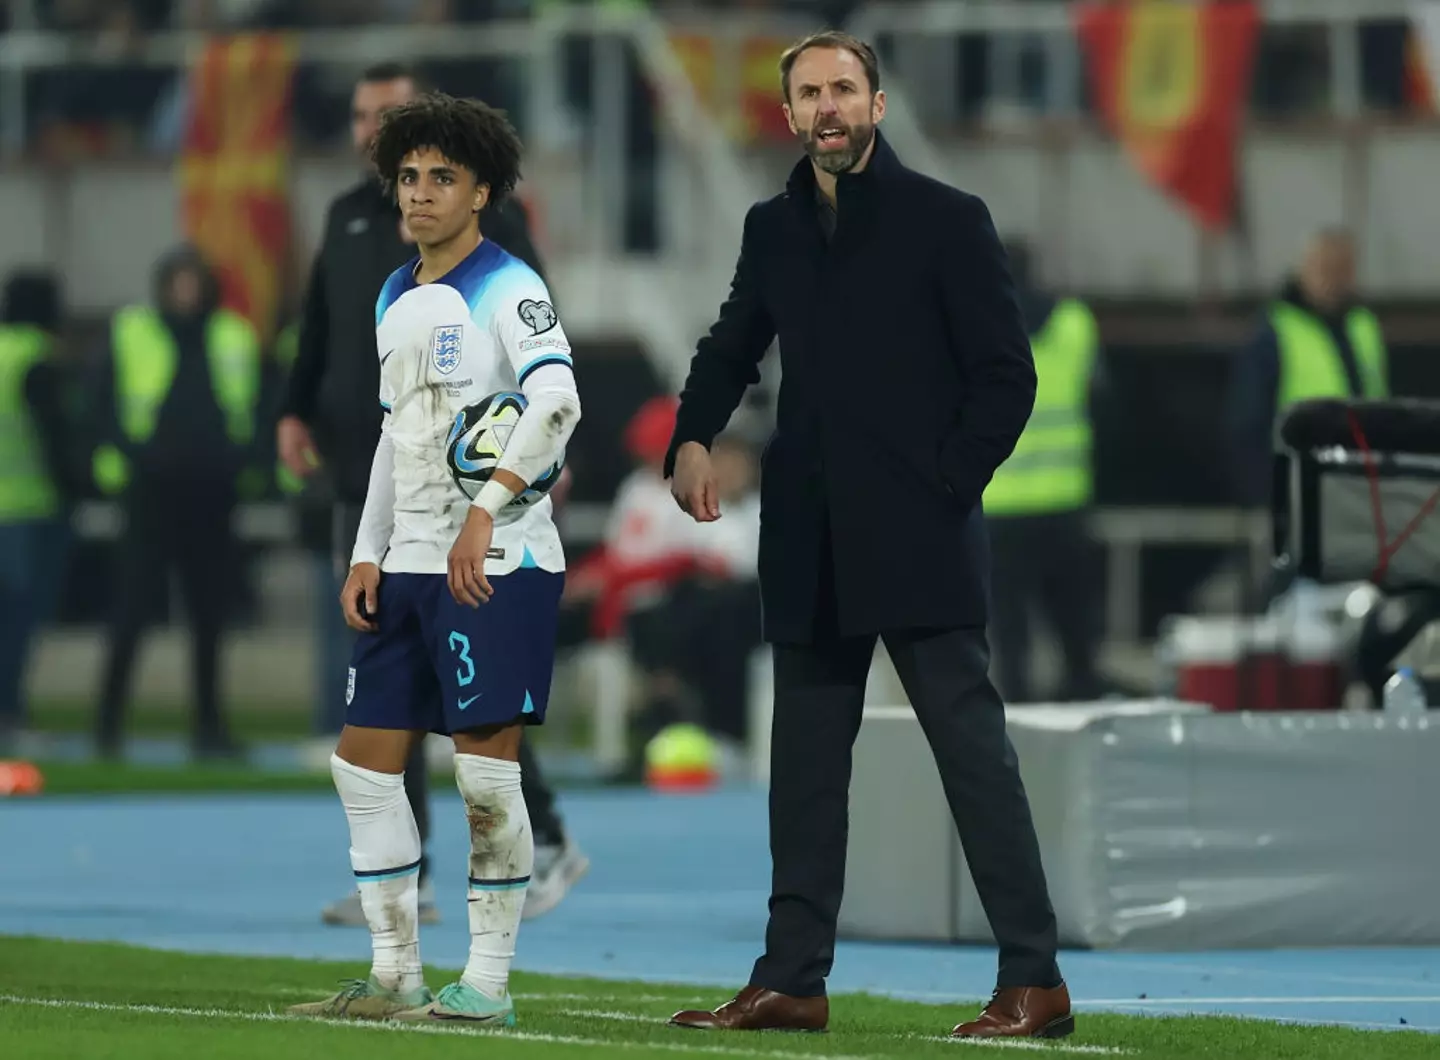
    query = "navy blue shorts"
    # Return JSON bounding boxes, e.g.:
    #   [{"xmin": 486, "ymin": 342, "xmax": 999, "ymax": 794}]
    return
[{"xmin": 344, "ymin": 569, "xmax": 564, "ymax": 735}]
